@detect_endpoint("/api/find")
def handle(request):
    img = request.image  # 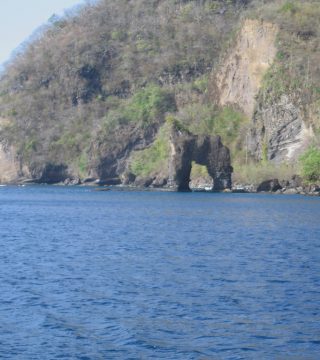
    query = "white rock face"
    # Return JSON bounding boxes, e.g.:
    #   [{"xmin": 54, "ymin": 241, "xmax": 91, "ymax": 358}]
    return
[
  {"xmin": 0, "ymin": 143, "xmax": 19, "ymax": 183},
  {"xmin": 216, "ymin": 19, "xmax": 278, "ymax": 118}
]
